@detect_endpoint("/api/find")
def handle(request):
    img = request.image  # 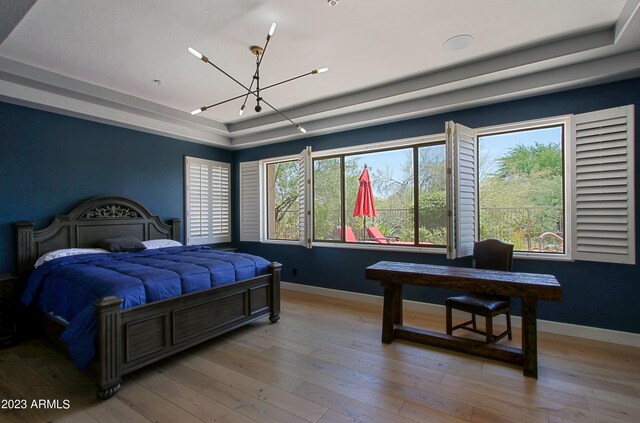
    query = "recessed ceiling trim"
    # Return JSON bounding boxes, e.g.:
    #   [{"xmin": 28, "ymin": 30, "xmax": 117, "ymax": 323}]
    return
[
  {"xmin": 0, "ymin": 57, "xmax": 230, "ymax": 135},
  {"xmin": 0, "ymin": 78, "xmax": 231, "ymax": 148},
  {"xmin": 230, "ymin": 50, "xmax": 640, "ymax": 149},
  {"xmin": 228, "ymin": 25, "xmax": 615, "ymax": 134}
]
